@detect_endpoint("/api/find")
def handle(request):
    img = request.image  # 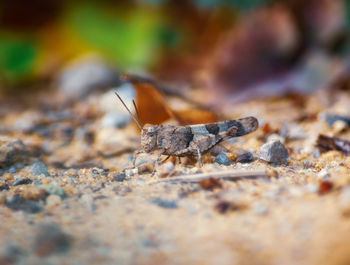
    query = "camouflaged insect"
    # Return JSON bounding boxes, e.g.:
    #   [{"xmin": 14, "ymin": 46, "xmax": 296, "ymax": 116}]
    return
[{"xmin": 115, "ymin": 92, "xmax": 258, "ymax": 167}]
